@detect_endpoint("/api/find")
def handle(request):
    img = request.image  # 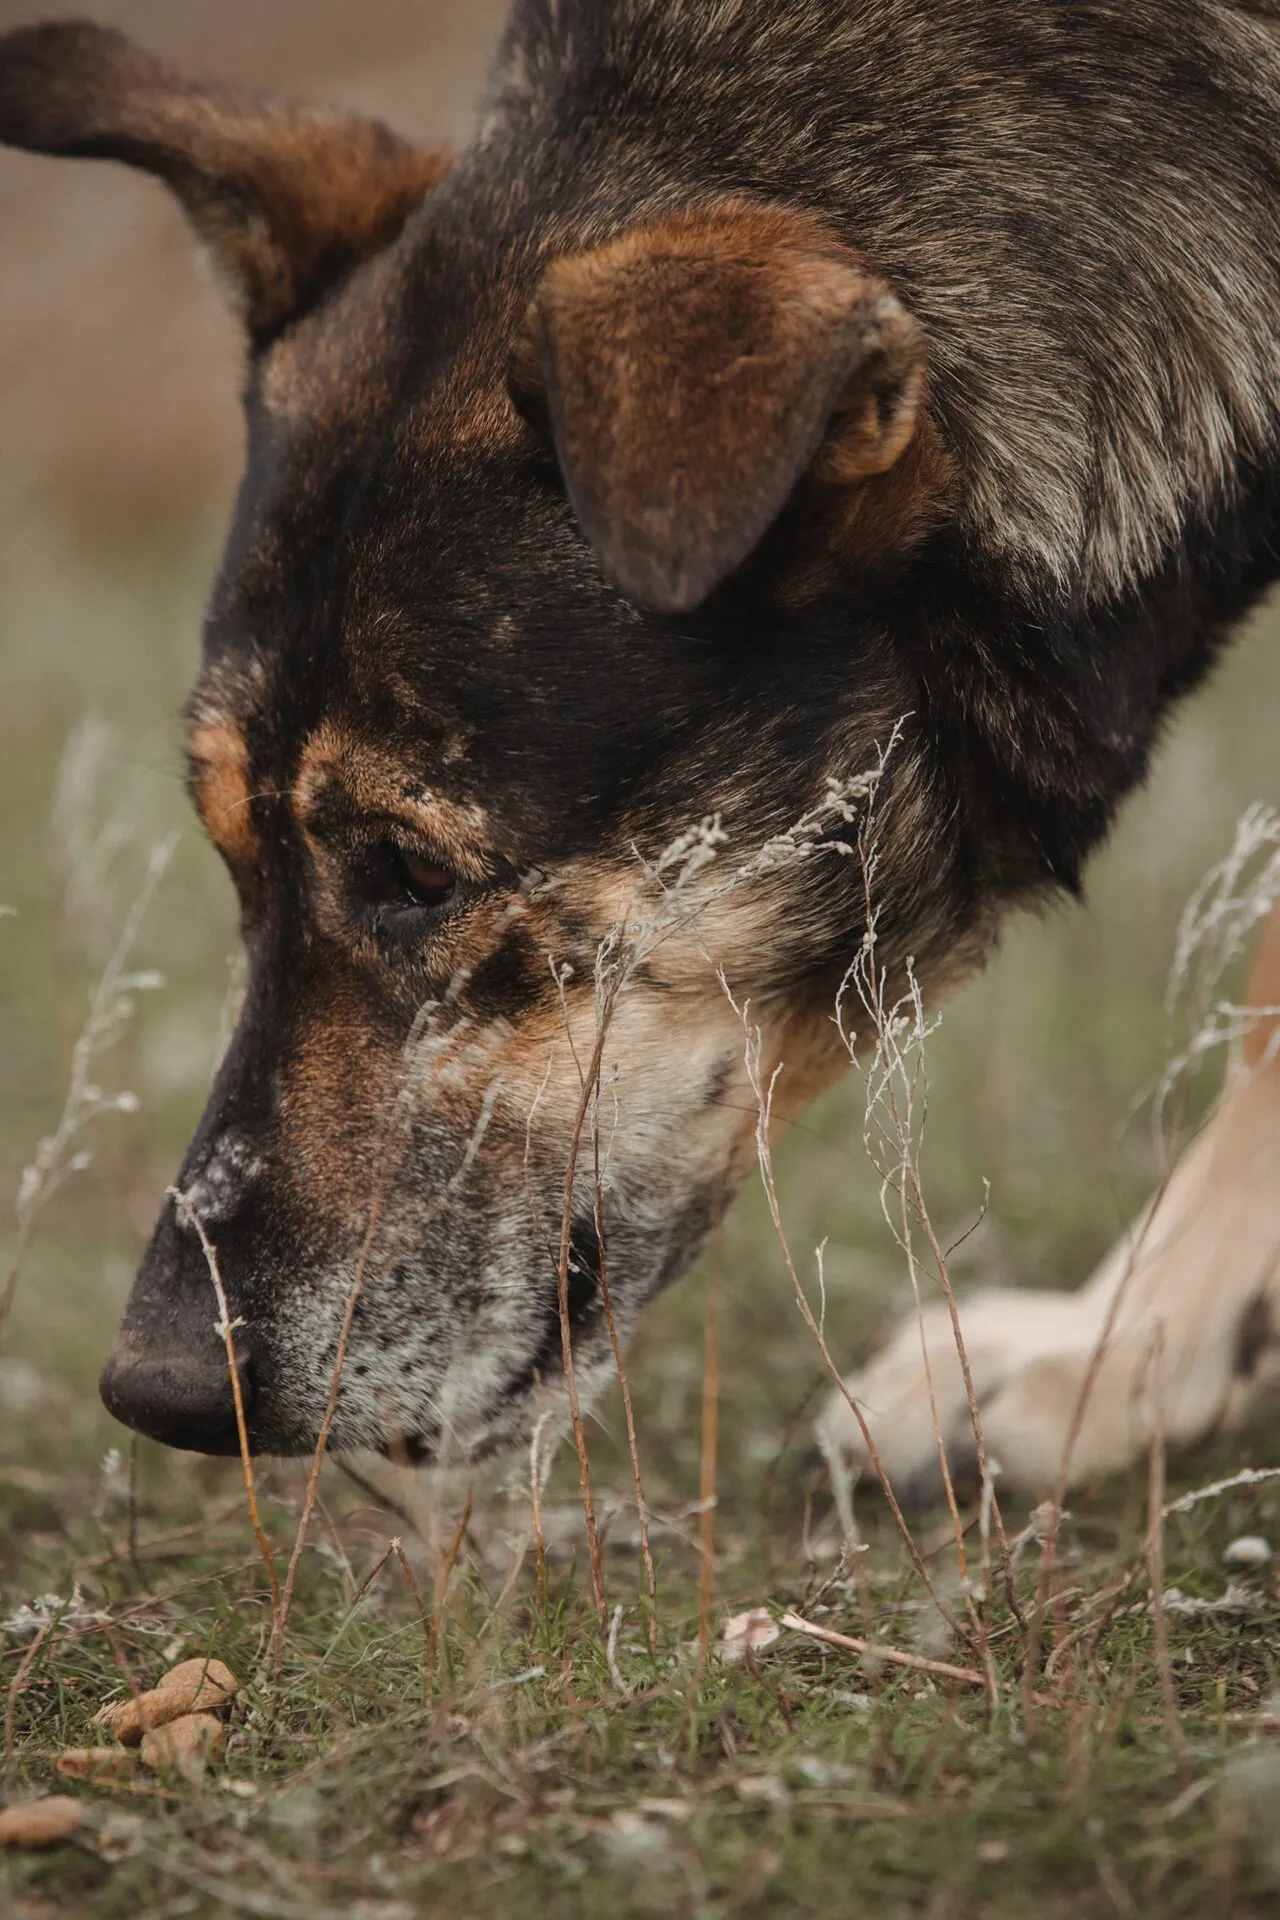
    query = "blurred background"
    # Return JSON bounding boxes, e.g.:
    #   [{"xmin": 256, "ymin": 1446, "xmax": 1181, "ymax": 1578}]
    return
[{"xmin": 1, "ymin": 0, "xmax": 1278, "ymax": 1531}]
